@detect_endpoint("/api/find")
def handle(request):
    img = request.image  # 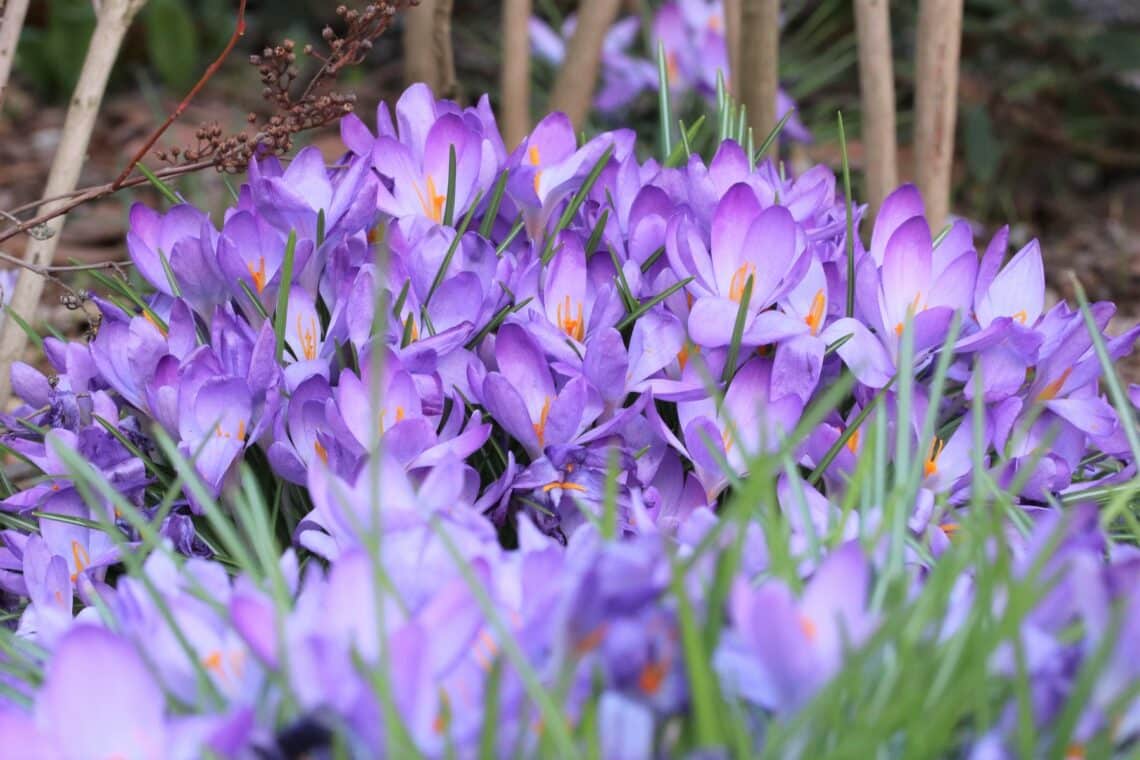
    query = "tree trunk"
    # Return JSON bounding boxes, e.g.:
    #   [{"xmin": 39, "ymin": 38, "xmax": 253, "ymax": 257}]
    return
[
  {"xmin": 738, "ymin": 0, "xmax": 779, "ymax": 154},
  {"xmin": 914, "ymin": 0, "xmax": 963, "ymax": 231},
  {"xmin": 0, "ymin": 0, "xmax": 31, "ymax": 109},
  {"xmin": 0, "ymin": 0, "xmax": 148, "ymax": 408},
  {"xmin": 501, "ymin": 0, "xmax": 532, "ymax": 148},
  {"xmin": 548, "ymin": 0, "xmax": 623, "ymax": 130},
  {"xmin": 403, "ymin": 0, "xmax": 440, "ymax": 90},
  {"xmin": 854, "ymin": 0, "xmax": 899, "ymax": 215}
]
